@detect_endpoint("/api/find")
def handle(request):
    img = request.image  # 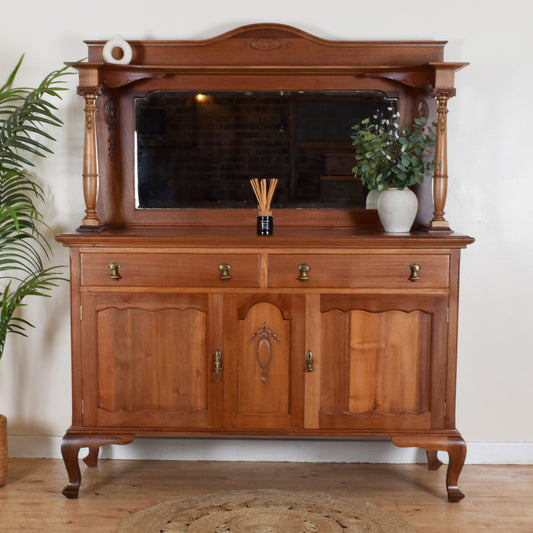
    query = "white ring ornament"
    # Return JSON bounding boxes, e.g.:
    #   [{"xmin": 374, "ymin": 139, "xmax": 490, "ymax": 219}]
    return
[{"xmin": 102, "ymin": 35, "xmax": 132, "ymax": 65}]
